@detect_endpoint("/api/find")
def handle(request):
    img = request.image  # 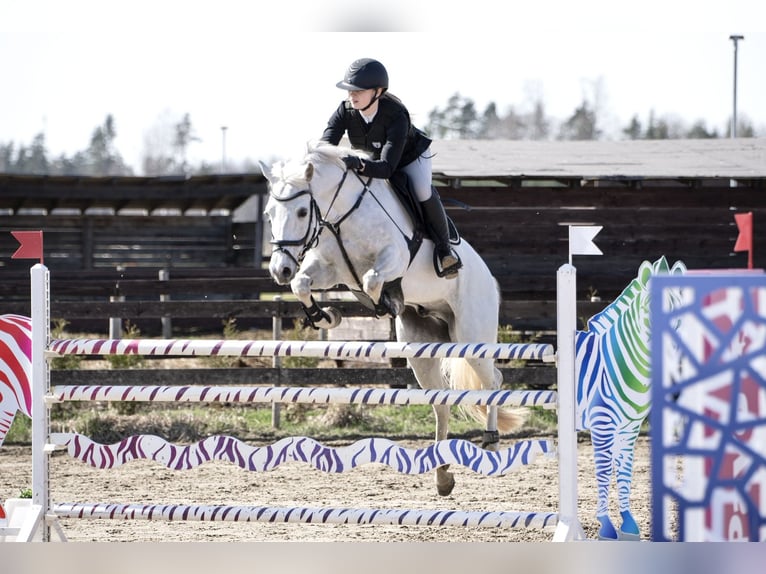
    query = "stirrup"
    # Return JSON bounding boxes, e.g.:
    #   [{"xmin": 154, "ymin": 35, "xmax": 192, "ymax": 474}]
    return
[{"xmin": 435, "ymin": 249, "xmax": 462, "ymax": 279}]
